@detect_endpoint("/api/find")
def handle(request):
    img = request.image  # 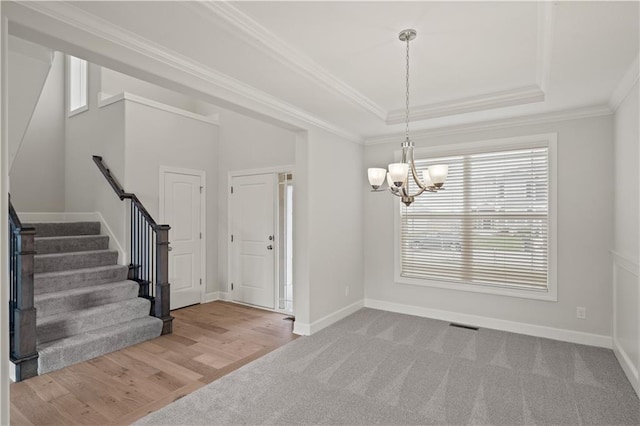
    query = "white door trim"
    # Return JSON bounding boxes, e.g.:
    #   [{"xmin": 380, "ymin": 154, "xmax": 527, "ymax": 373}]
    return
[
  {"xmin": 228, "ymin": 165, "xmax": 294, "ymax": 311},
  {"xmin": 159, "ymin": 166, "xmax": 206, "ymax": 305}
]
